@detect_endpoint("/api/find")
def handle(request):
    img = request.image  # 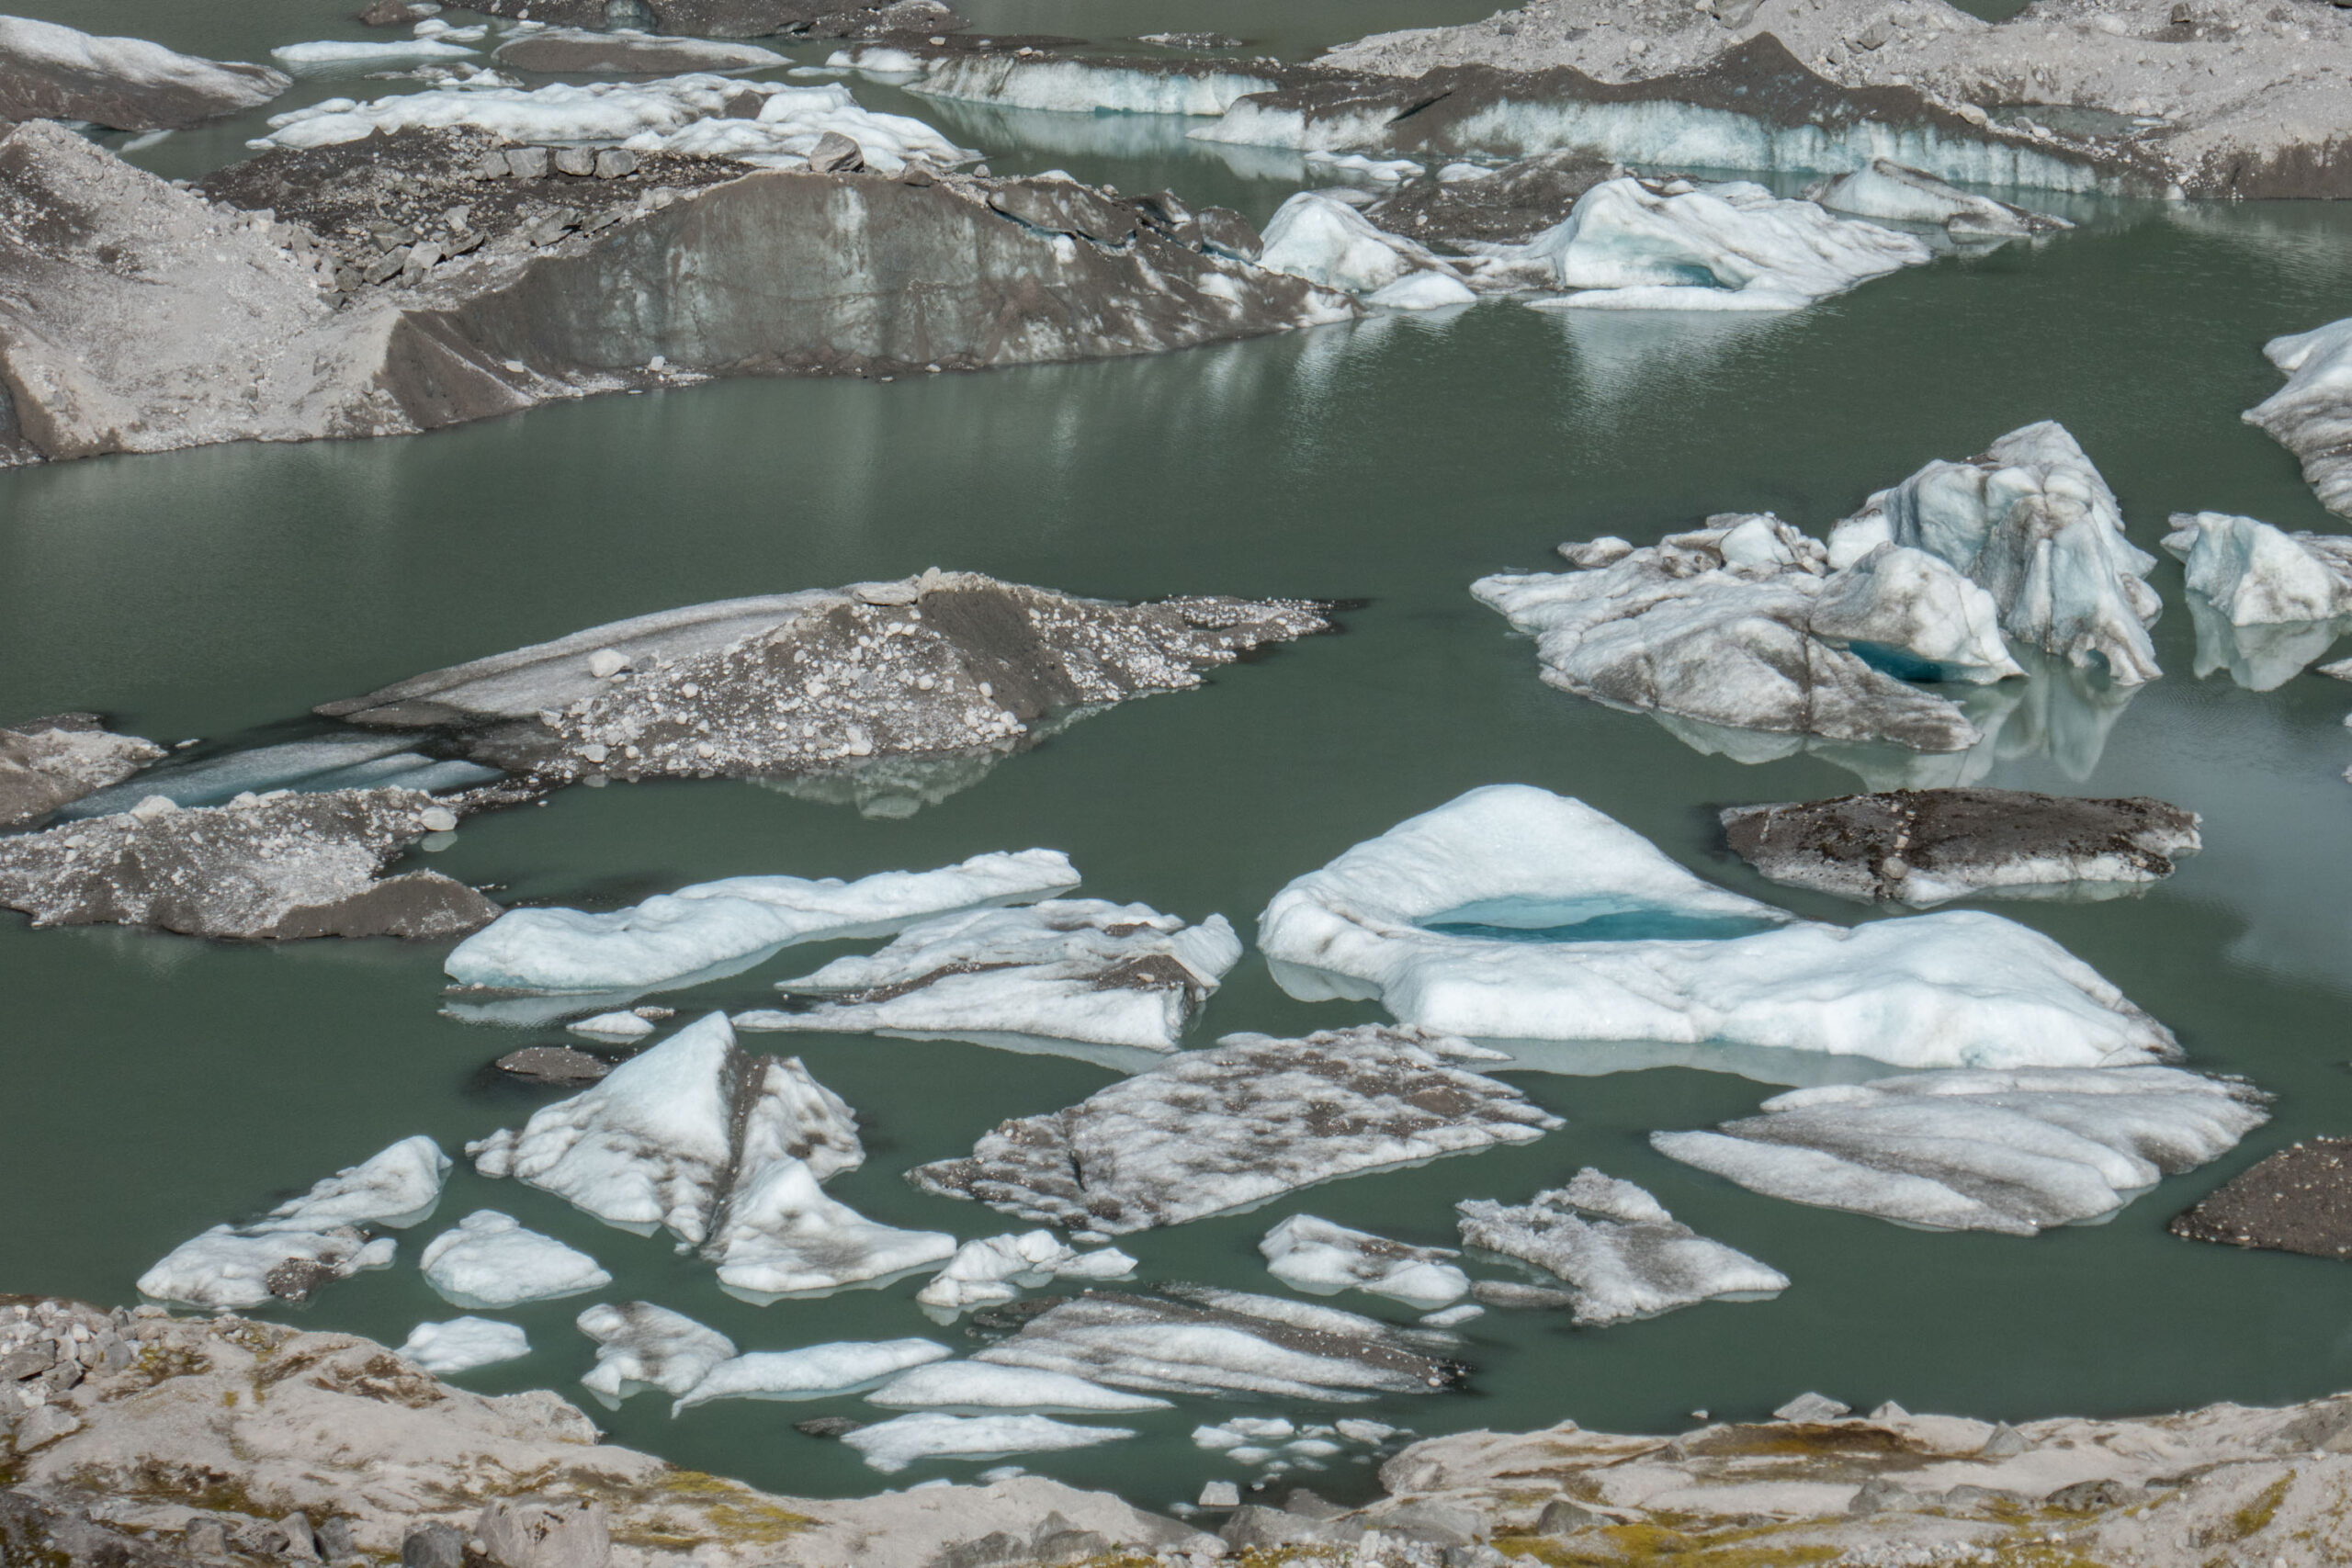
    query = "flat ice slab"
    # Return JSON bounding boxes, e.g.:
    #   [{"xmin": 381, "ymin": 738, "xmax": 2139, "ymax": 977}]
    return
[
  {"xmin": 1257, "ymin": 784, "xmax": 2179, "ymax": 1071},
  {"xmin": 2163, "ymin": 512, "xmax": 2352, "ymax": 627},
  {"xmin": 673, "ymin": 1338, "xmax": 949, "ymax": 1410},
  {"xmin": 1455, "ymin": 1168, "xmax": 1788, "ymax": 1325},
  {"xmin": 841, "ymin": 1411, "xmax": 1136, "ymax": 1473},
  {"xmin": 1260, "ymin": 1214, "xmax": 1469, "ymax": 1311},
  {"xmin": 1653, "ymin": 1066, "xmax": 2270, "ymax": 1235},
  {"xmin": 399, "ymin": 1317, "xmax": 530, "ymax": 1376},
  {"xmin": 577, "ymin": 1302, "xmax": 737, "ymax": 1404},
  {"xmin": 2245, "ymin": 317, "xmax": 2352, "ymax": 521},
  {"xmin": 865, "ymin": 1360, "xmax": 1170, "ymax": 1413},
  {"xmin": 909, "ymin": 1024, "xmax": 1558, "ymax": 1234},
  {"xmin": 418, "ymin": 1211, "xmax": 612, "ymax": 1308}
]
